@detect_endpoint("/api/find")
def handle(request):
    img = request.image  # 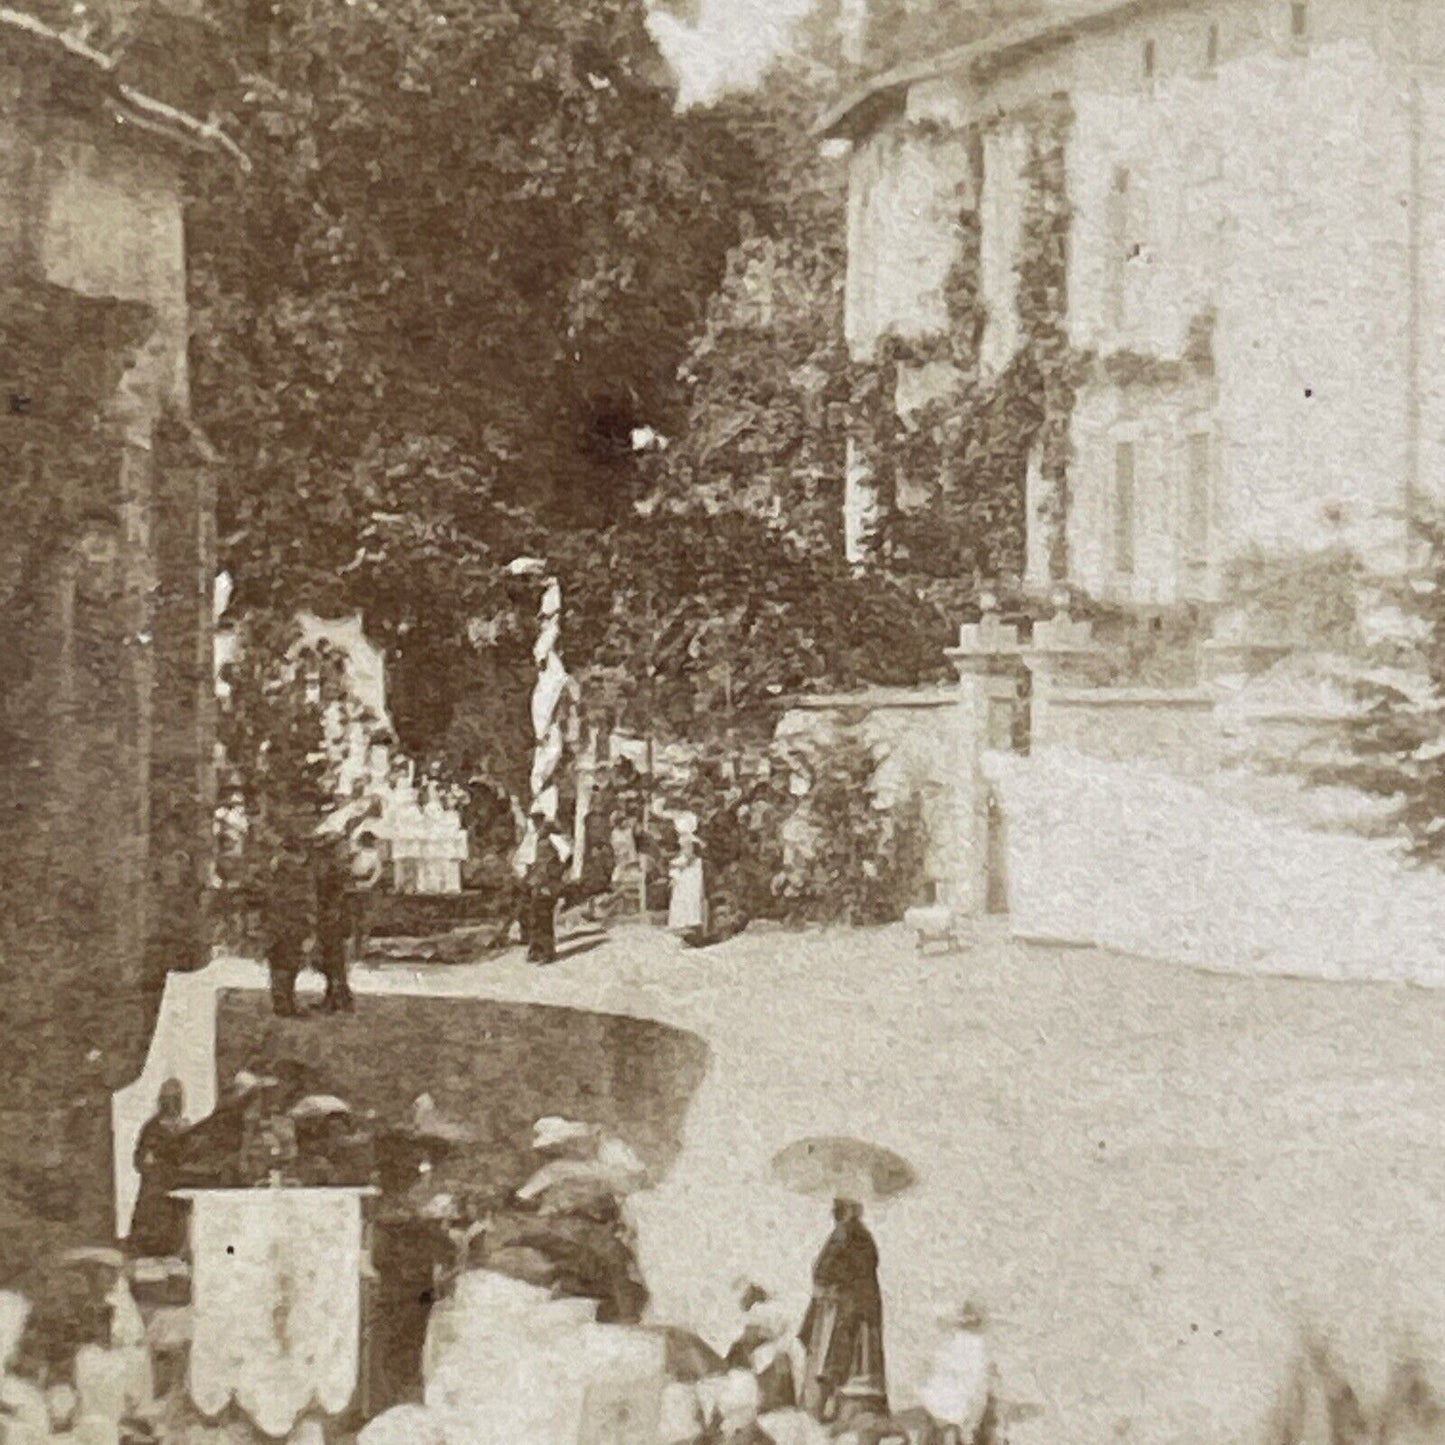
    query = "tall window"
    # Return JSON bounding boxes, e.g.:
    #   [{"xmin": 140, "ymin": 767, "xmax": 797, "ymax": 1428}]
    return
[
  {"xmin": 1206, "ymin": 22, "xmax": 1220, "ymax": 68},
  {"xmin": 1108, "ymin": 167, "xmax": 1130, "ymax": 328},
  {"xmin": 1183, "ymin": 433, "xmax": 1211, "ymax": 564},
  {"xmin": 1290, "ymin": 2, "xmax": 1308, "ymax": 40},
  {"xmin": 1114, "ymin": 441, "xmax": 1136, "ymax": 575},
  {"xmin": 1143, "ymin": 38, "xmax": 1157, "ymax": 78}
]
